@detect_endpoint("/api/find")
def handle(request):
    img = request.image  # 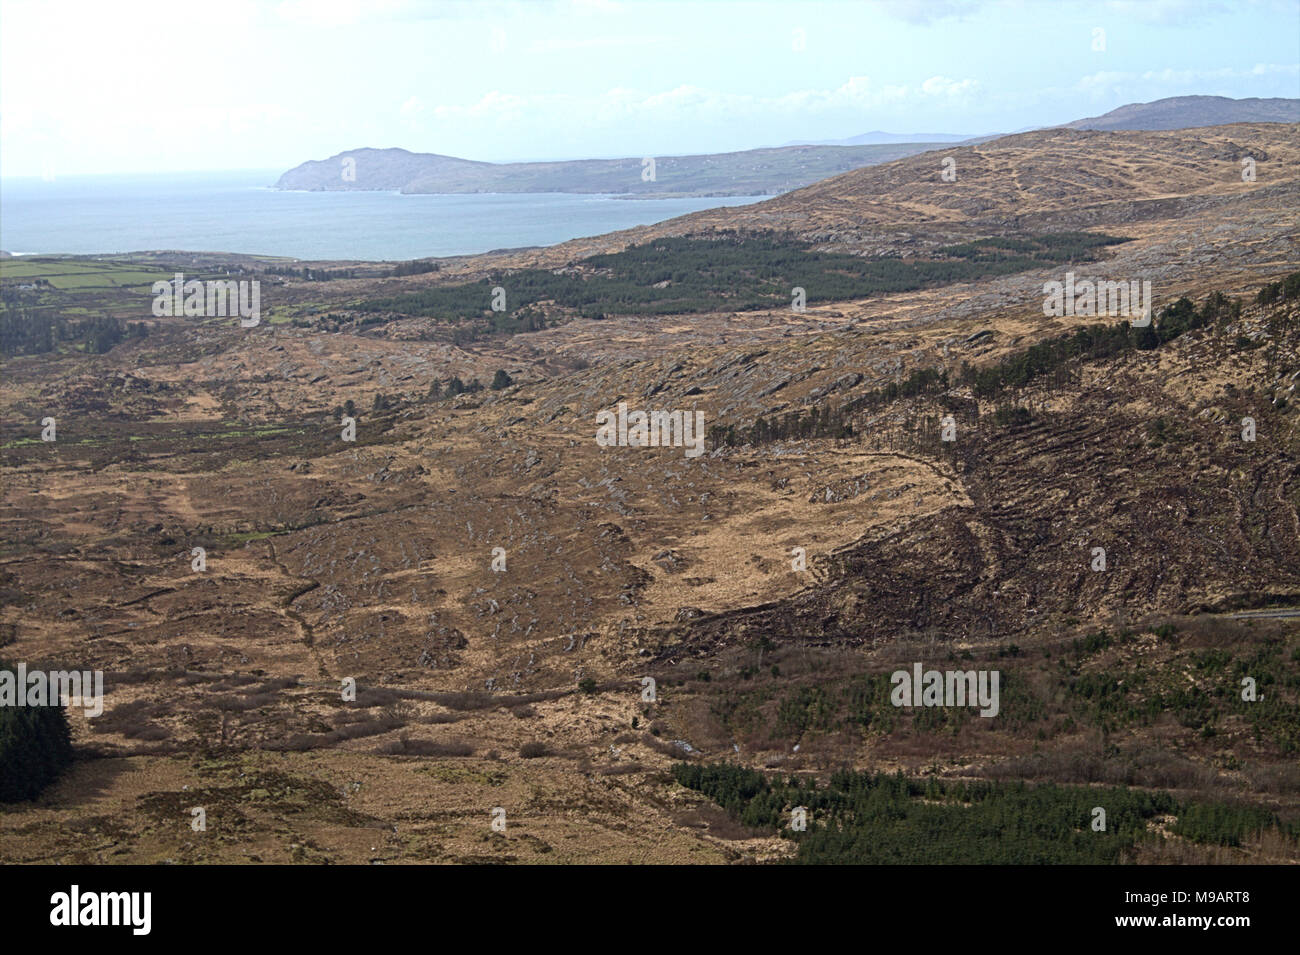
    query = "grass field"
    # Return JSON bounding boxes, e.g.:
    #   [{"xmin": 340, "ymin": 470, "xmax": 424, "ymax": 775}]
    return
[{"xmin": 0, "ymin": 257, "xmax": 170, "ymax": 289}]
